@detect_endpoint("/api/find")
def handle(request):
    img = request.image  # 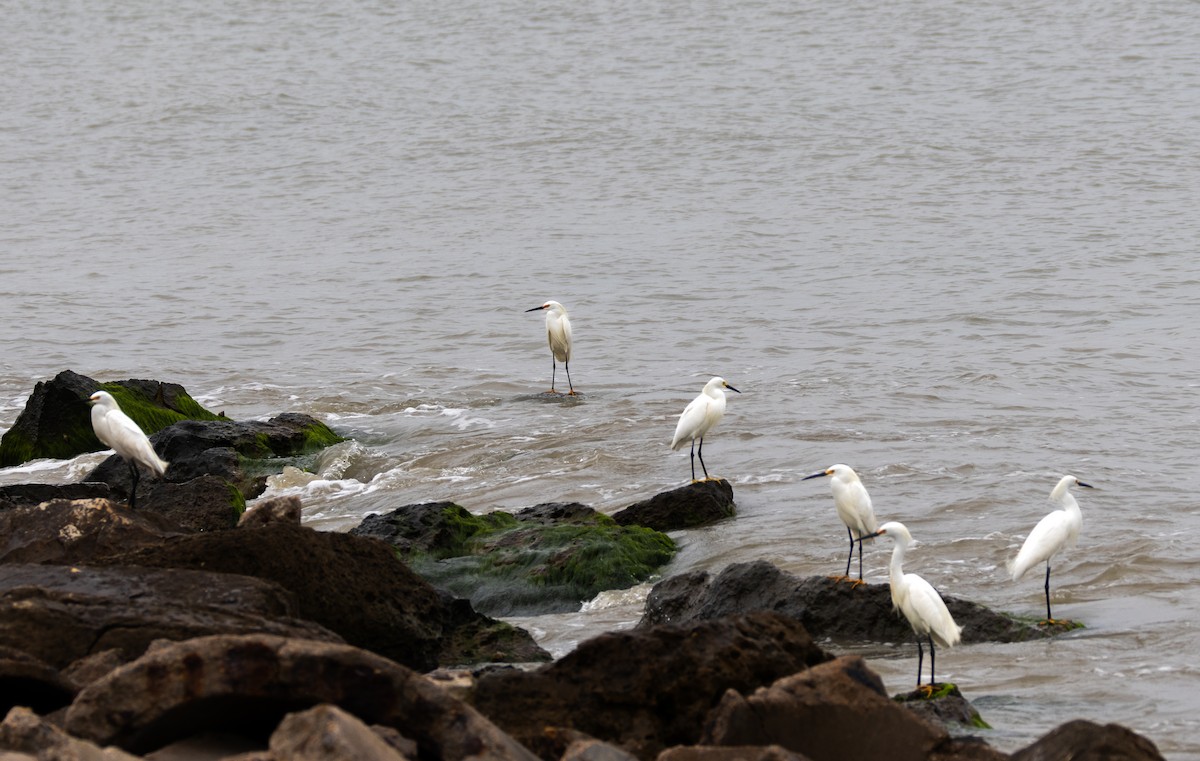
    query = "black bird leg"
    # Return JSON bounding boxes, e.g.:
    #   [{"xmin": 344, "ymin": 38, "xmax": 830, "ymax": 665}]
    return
[{"xmin": 127, "ymin": 461, "xmax": 141, "ymax": 510}]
